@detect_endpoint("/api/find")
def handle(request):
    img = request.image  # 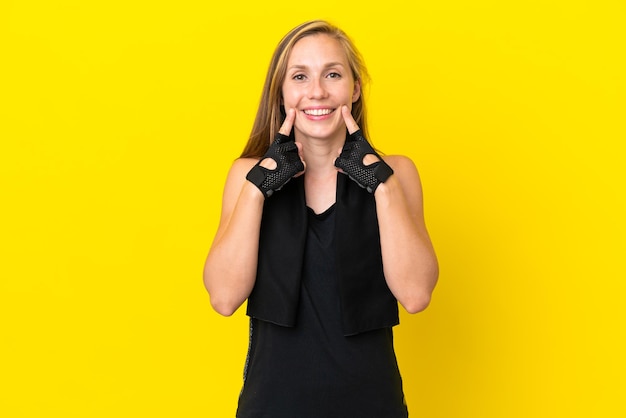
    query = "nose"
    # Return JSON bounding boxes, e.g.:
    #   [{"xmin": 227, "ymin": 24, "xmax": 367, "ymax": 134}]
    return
[{"xmin": 307, "ymin": 78, "xmax": 328, "ymax": 100}]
